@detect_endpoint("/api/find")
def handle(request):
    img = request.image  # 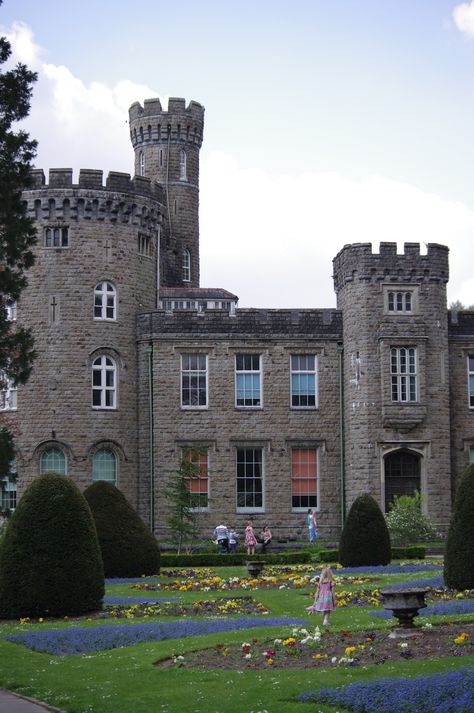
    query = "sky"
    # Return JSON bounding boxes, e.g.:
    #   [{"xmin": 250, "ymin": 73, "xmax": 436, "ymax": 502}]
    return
[{"xmin": 2, "ymin": 0, "xmax": 474, "ymax": 308}]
